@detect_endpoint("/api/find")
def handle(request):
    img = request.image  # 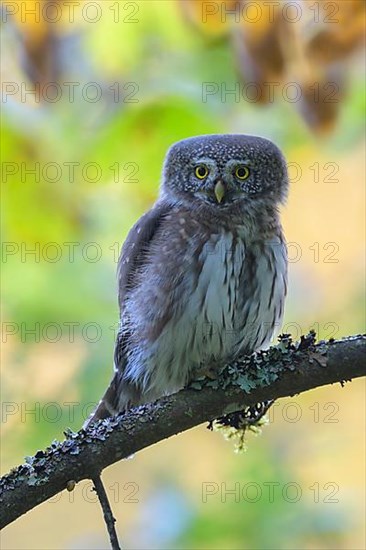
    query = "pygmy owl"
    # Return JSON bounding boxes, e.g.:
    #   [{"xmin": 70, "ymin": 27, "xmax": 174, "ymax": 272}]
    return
[{"xmin": 85, "ymin": 134, "xmax": 288, "ymax": 426}]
